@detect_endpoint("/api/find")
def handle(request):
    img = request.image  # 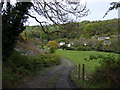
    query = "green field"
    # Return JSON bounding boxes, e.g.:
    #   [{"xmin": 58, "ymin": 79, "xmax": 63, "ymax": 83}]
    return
[
  {"xmin": 56, "ymin": 50, "xmax": 118, "ymax": 87},
  {"xmin": 56, "ymin": 50, "xmax": 116, "ymax": 73}
]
